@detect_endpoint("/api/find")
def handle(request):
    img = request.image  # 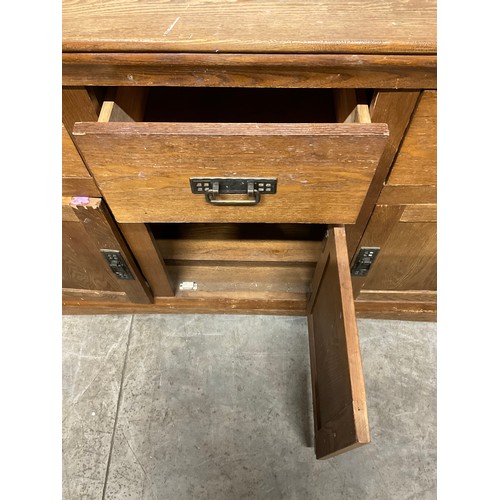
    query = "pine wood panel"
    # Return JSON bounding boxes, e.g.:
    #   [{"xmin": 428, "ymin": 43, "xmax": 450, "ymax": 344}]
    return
[
  {"xmin": 387, "ymin": 90, "xmax": 437, "ymax": 187},
  {"xmin": 73, "ymin": 122, "xmax": 388, "ymax": 224},
  {"xmin": 62, "ymin": 53, "xmax": 437, "ymax": 89},
  {"xmin": 307, "ymin": 227, "xmax": 369, "ymax": 459},
  {"xmin": 62, "ymin": 0, "xmax": 436, "ymax": 54},
  {"xmin": 98, "ymin": 87, "xmax": 149, "ymax": 123}
]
